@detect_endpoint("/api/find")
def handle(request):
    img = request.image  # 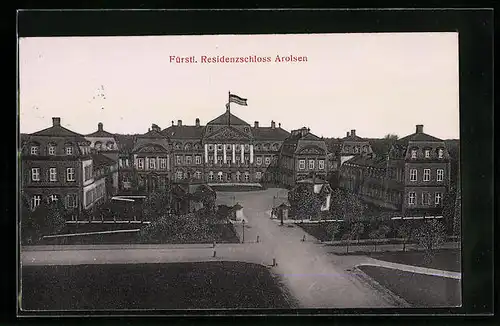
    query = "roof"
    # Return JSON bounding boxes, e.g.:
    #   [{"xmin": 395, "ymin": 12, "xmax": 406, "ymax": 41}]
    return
[
  {"xmin": 162, "ymin": 125, "xmax": 205, "ymax": 139},
  {"xmin": 86, "ymin": 129, "xmax": 115, "ymax": 137},
  {"xmin": 31, "ymin": 125, "xmax": 88, "ymax": 142},
  {"xmin": 20, "ymin": 133, "xmax": 30, "ymax": 144},
  {"xmin": 137, "ymin": 129, "xmax": 164, "ymax": 138},
  {"xmin": 91, "ymin": 153, "xmax": 116, "ymax": 168},
  {"xmin": 207, "ymin": 110, "xmax": 249, "ymax": 126},
  {"xmin": 114, "ymin": 134, "xmax": 136, "ymax": 153},
  {"xmin": 173, "ymin": 181, "xmax": 215, "ymax": 197},
  {"xmin": 252, "ymin": 127, "xmax": 290, "ymax": 141},
  {"xmin": 345, "ymin": 154, "xmax": 387, "ymax": 169},
  {"xmin": 342, "ymin": 134, "xmax": 365, "ymax": 141},
  {"xmin": 397, "ymin": 132, "xmax": 443, "ymax": 145},
  {"xmin": 302, "ymin": 132, "xmax": 322, "ymax": 141}
]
